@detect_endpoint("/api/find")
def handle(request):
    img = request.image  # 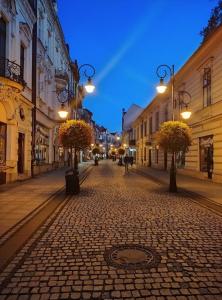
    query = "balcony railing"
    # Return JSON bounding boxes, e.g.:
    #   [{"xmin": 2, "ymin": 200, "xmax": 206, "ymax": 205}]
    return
[{"xmin": 0, "ymin": 57, "xmax": 26, "ymax": 86}]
